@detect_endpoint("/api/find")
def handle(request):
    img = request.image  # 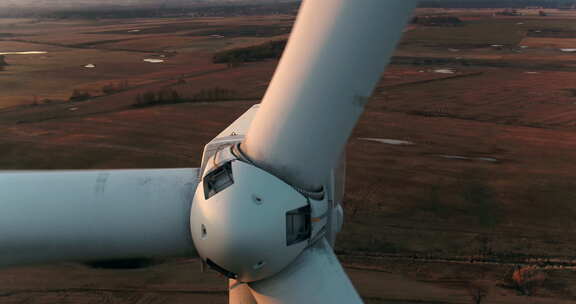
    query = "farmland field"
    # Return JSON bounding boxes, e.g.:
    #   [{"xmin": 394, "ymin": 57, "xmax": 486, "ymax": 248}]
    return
[{"xmin": 2, "ymin": 6, "xmax": 576, "ymax": 304}]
